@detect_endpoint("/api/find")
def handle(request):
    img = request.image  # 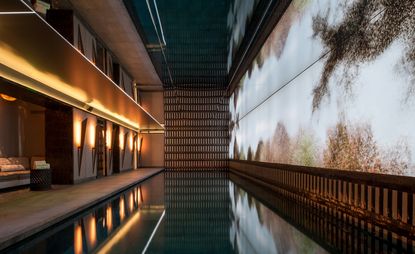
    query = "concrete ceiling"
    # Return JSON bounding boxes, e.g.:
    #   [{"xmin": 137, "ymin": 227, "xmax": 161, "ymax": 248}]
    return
[
  {"xmin": 125, "ymin": 0, "xmax": 230, "ymax": 88},
  {"xmin": 68, "ymin": 0, "xmax": 162, "ymax": 87}
]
